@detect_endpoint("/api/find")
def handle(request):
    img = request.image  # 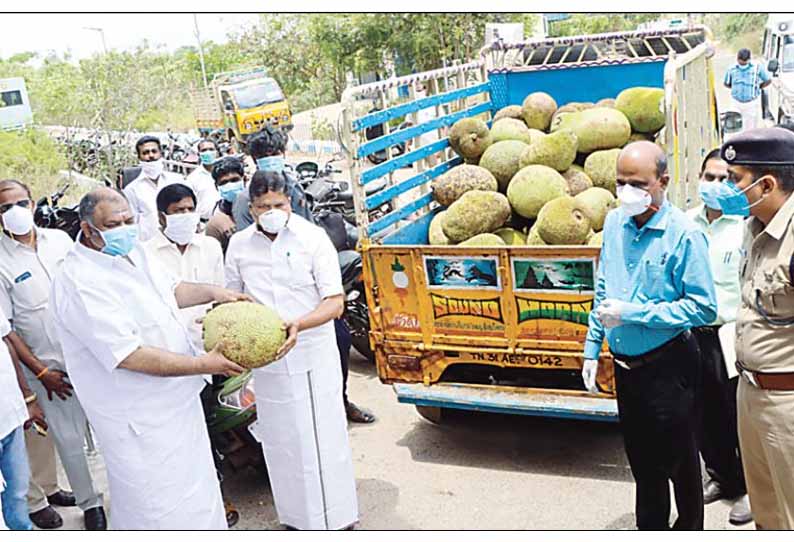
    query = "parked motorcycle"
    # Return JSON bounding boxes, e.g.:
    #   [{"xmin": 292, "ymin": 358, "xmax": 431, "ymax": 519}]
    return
[
  {"xmin": 364, "ymin": 109, "xmax": 412, "ymax": 165},
  {"xmin": 33, "ymin": 183, "xmax": 81, "ymax": 239}
]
